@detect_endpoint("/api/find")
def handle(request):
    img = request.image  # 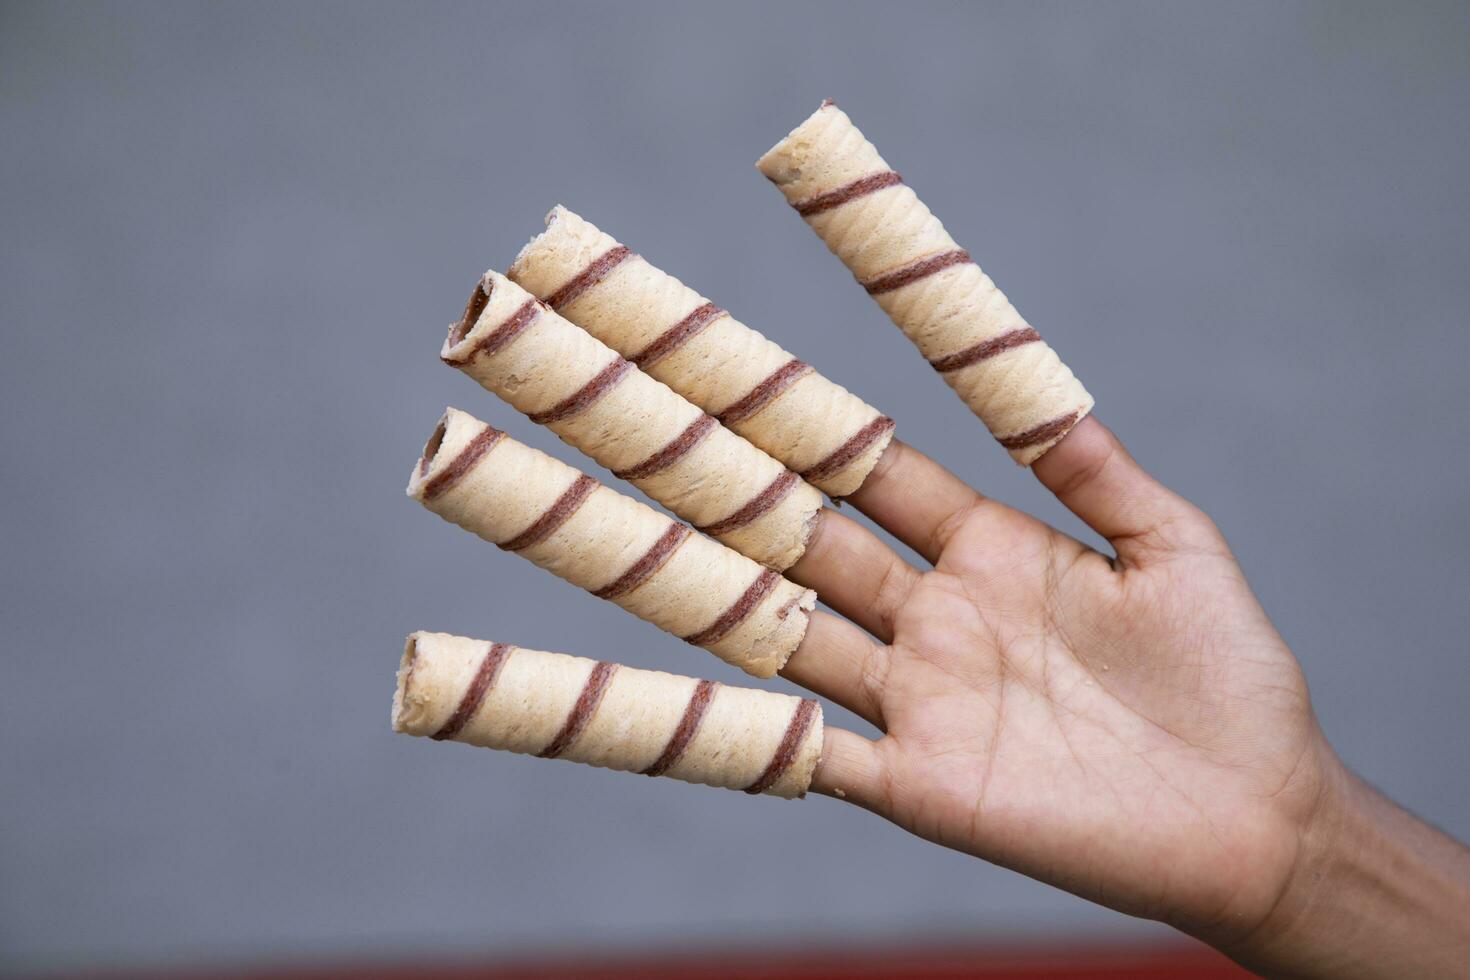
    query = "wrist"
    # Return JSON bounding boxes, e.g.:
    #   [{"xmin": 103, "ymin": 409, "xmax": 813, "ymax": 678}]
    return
[
  {"xmin": 1222, "ymin": 747, "xmax": 1356, "ymax": 976},
  {"xmin": 1224, "ymin": 744, "xmax": 1470, "ymax": 977}
]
